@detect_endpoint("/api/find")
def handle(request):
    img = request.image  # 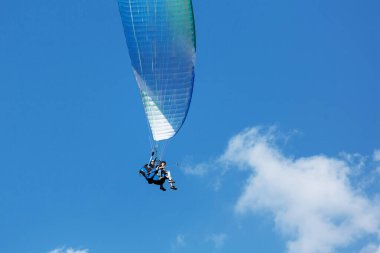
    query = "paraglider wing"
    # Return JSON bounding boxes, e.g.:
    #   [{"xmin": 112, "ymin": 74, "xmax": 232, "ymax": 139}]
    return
[{"xmin": 118, "ymin": 0, "xmax": 196, "ymax": 141}]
